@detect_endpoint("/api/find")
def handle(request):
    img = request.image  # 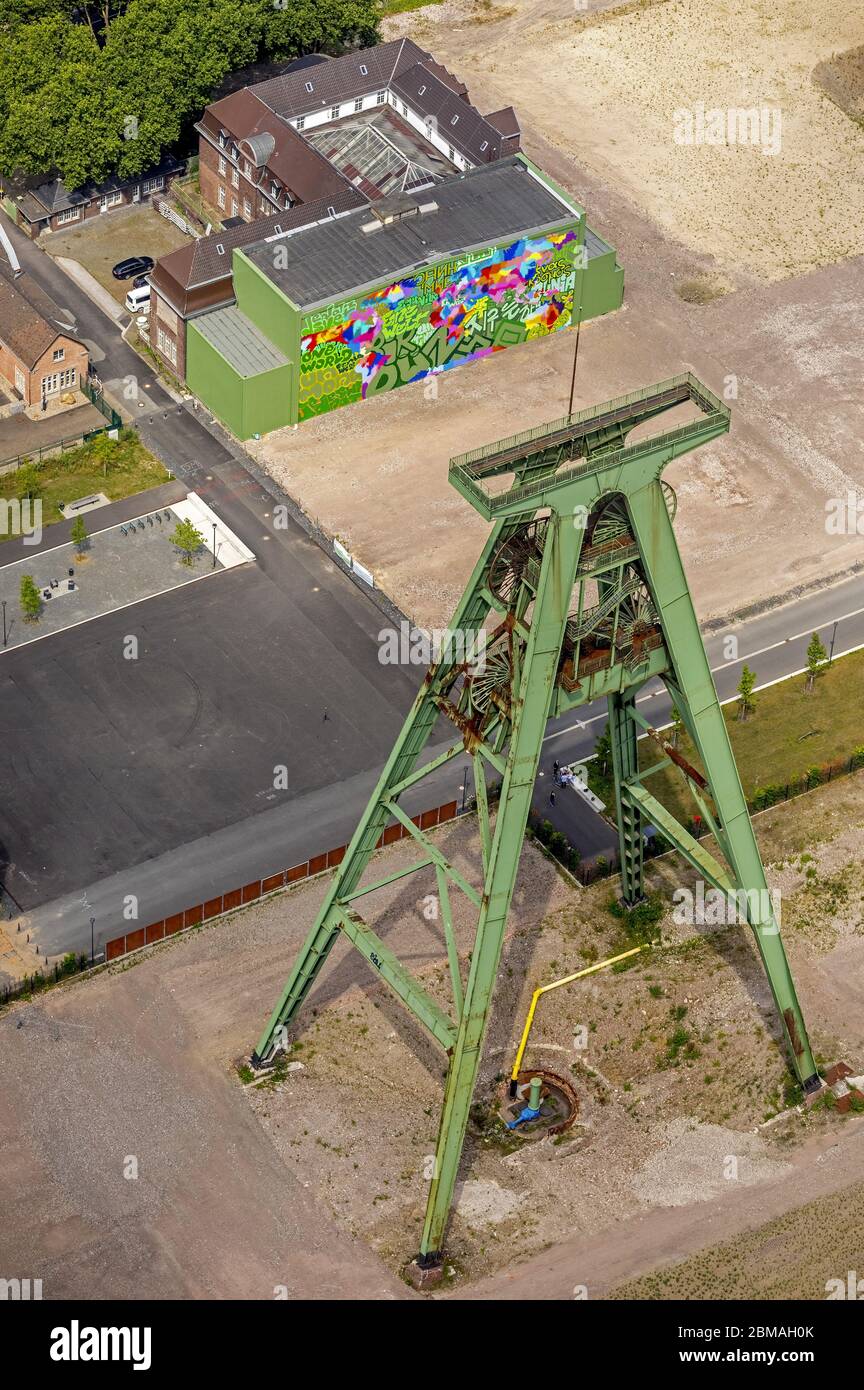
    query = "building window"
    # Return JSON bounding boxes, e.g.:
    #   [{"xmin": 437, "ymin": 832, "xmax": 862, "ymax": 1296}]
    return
[
  {"xmin": 231, "ymin": 167, "xmax": 239, "ymax": 187},
  {"xmin": 259, "ymin": 199, "xmax": 268, "ymax": 214},
  {"xmin": 418, "ymin": 85, "xmax": 426, "ymax": 96},
  {"xmin": 53, "ymin": 348, "xmax": 65, "ymax": 362},
  {"xmin": 243, "ymin": 161, "xmax": 251, "ymax": 177},
  {"xmin": 157, "ymin": 327, "xmax": 177, "ymax": 366},
  {"xmin": 480, "ymin": 140, "xmax": 488, "ymax": 152},
  {"xmin": 354, "ymin": 97, "xmax": 363, "ymax": 113},
  {"xmin": 359, "ymin": 64, "xmax": 368, "ymax": 75},
  {"xmin": 304, "ymin": 81, "xmax": 314, "ymax": 93},
  {"xmin": 450, "ymin": 114, "xmax": 459, "ymax": 126},
  {"xmin": 56, "ymin": 207, "xmax": 80, "ymax": 224},
  {"xmin": 217, "ymin": 185, "xmax": 226, "ymax": 209},
  {"xmin": 376, "ymin": 90, "xmax": 385, "ymax": 103},
  {"xmin": 42, "ymin": 369, "xmax": 74, "ymax": 394},
  {"xmin": 401, "ymin": 102, "xmax": 408, "ymax": 116},
  {"xmin": 330, "ymin": 105, "xmax": 340, "ymax": 119},
  {"xmin": 283, "ymin": 193, "xmax": 293, "ymax": 210},
  {"xmin": 448, "ymin": 146, "xmax": 455, "ymax": 160},
  {"xmin": 296, "ymin": 116, "xmax": 305, "ymax": 131},
  {"xmin": 218, "ymin": 132, "xmax": 225, "ymax": 147},
  {"xmin": 218, "ymin": 155, "xmax": 226, "ymax": 175},
  {"xmin": 327, "ymin": 205, "xmax": 335, "ymax": 217},
  {"xmin": 243, "ymin": 198, "xmax": 252, "ymax": 218},
  {"xmin": 231, "ymin": 198, "xmax": 238, "ymax": 216}
]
